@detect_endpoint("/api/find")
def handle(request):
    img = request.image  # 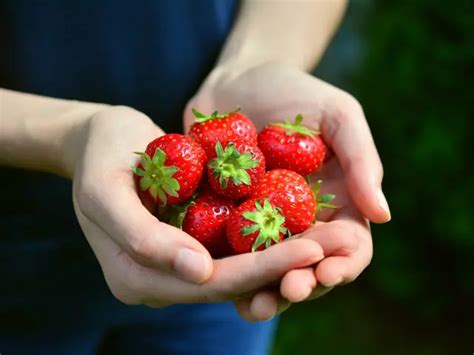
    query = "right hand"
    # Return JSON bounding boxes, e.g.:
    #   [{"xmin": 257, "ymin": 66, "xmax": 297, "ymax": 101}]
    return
[{"xmin": 70, "ymin": 106, "xmax": 324, "ymax": 313}]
